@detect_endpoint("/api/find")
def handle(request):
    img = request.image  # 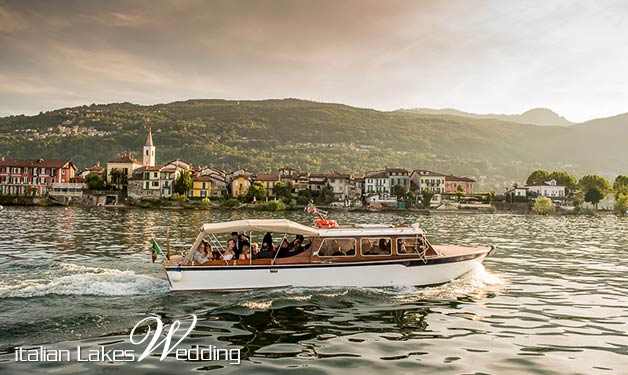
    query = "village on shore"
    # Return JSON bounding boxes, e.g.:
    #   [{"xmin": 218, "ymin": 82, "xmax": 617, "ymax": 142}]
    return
[{"xmin": 1, "ymin": 130, "xmax": 627, "ymax": 215}]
